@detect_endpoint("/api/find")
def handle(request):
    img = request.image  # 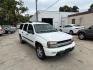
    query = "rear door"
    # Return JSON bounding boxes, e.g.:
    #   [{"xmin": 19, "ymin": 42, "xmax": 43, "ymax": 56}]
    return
[{"xmin": 26, "ymin": 24, "xmax": 35, "ymax": 46}]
